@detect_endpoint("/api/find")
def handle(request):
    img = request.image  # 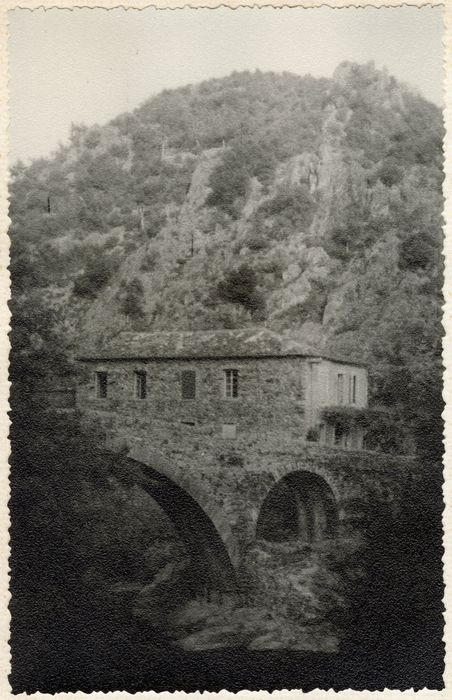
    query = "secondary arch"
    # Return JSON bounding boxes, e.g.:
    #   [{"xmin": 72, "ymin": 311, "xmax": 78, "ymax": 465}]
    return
[{"xmin": 256, "ymin": 470, "xmax": 338, "ymax": 544}]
